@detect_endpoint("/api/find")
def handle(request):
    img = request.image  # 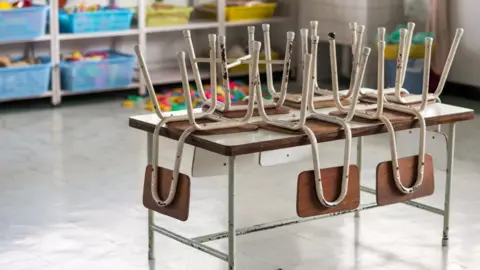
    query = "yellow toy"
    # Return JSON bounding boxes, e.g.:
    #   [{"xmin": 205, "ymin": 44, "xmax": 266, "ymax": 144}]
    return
[
  {"xmin": 144, "ymin": 100, "xmax": 154, "ymax": 111},
  {"xmin": 122, "ymin": 100, "xmax": 134, "ymax": 108},
  {"xmin": 144, "ymin": 104, "xmax": 154, "ymax": 111},
  {"xmin": 192, "ymin": 98, "xmax": 200, "ymax": 108},
  {"xmin": 0, "ymin": 2, "xmax": 12, "ymax": 9},
  {"xmin": 159, "ymin": 104, "xmax": 171, "ymax": 111},
  {"xmin": 216, "ymin": 86, "xmax": 225, "ymax": 96},
  {"xmin": 70, "ymin": 50, "xmax": 83, "ymax": 61},
  {"xmin": 172, "ymin": 96, "xmax": 185, "ymax": 104}
]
